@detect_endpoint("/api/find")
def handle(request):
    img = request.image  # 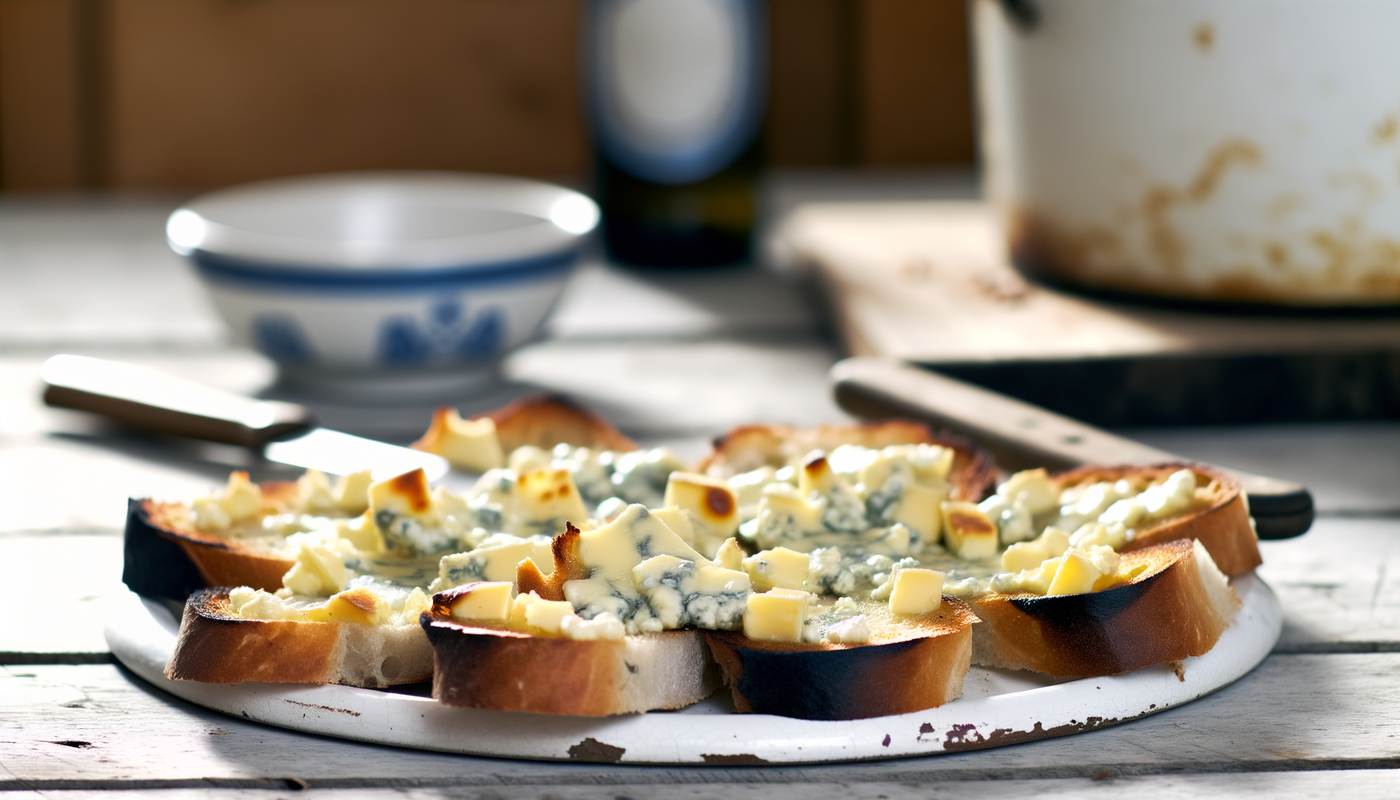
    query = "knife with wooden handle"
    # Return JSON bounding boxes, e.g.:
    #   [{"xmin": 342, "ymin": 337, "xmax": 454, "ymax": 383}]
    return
[
  {"xmin": 41, "ymin": 354, "xmax": 449, "ymax": 482},
  {"xmin": 829, "ymin": 357, "xmax": 1313, "ymax": 540}
]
